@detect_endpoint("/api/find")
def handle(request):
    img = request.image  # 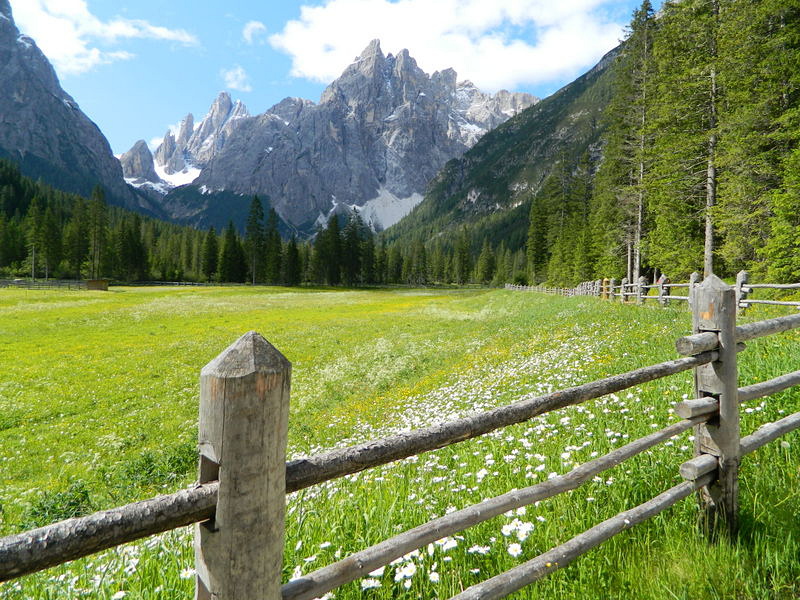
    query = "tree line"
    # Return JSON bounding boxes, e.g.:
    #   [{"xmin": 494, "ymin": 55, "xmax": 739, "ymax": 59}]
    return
[{"xmin": 0, "ymin": 160, "xmax": 518, "ymax": 286}]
